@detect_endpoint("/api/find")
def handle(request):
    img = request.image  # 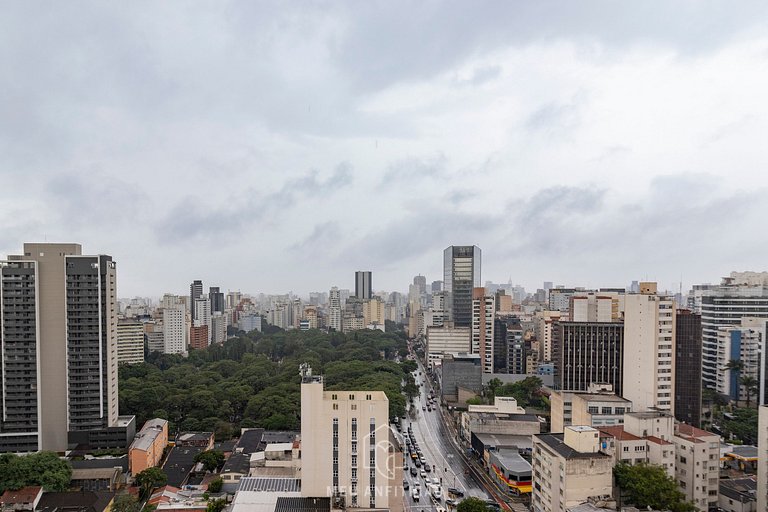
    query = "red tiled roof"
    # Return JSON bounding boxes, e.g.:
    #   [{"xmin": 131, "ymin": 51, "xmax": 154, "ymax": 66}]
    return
[
  {"xmin": 645, "ymin": 435, "xmax": 673, "ymax": 446},
  {"xmin": 676, "ymin": 423, "xmax": 716, "ymax": 439},
  {"xmin": 0, "ymin": 486, "xmax": 43, "ymax": 505},
  {"xmin": 599, "ymin": 426, "xmax": 641, "ymax": 441}
]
